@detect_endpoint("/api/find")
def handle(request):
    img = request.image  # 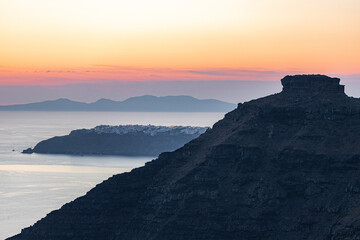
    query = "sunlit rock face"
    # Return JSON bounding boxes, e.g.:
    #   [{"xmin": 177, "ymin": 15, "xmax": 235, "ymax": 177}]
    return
[{"xmin": 9, "ymin": 75, "xmax": 360, "ymax": 240}]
